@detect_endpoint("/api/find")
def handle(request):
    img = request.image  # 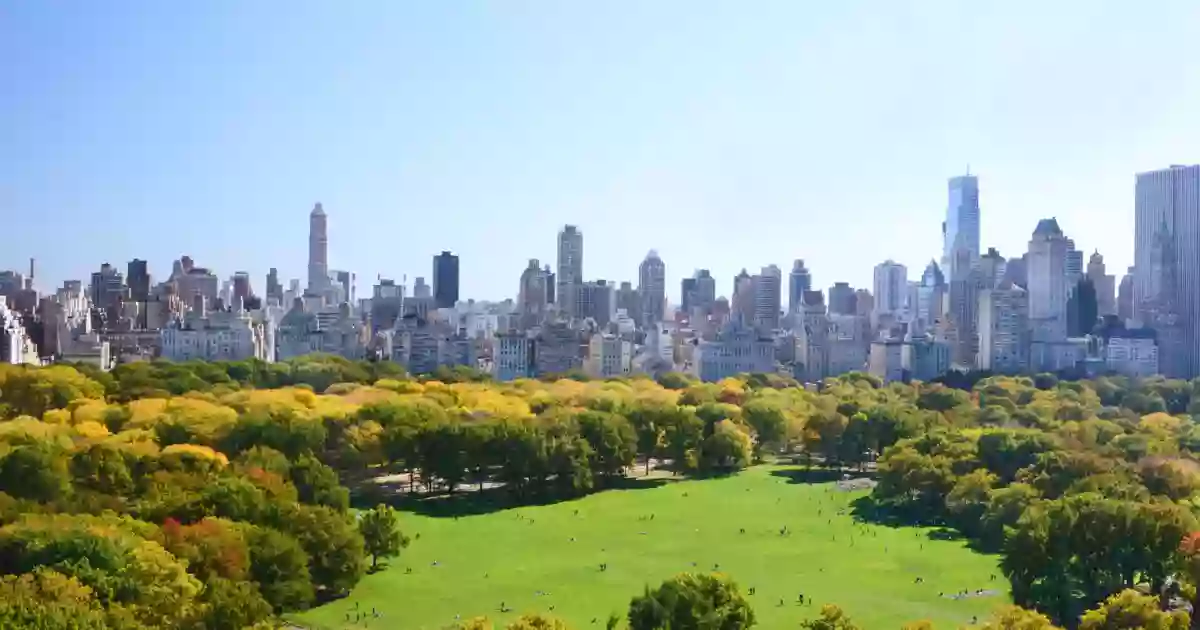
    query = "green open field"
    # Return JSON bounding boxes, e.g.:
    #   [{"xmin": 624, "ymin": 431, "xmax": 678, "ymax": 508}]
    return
[{"xmin": 295, "ymin": 466, "xmax": 1007, "ymax": 629}]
